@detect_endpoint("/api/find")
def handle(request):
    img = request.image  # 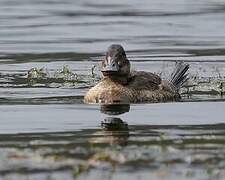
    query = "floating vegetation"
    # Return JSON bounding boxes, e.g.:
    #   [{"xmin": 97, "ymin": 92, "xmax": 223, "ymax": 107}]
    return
[
  {"xmin": 181, "ymin": 75, "xmax": 225, "ymax": 98},
  {"xmin": 24, "ymin": 65, "xmax": 101, "ymax": 88},
  {"xmin": 157, "ymin": 62, "xmax": 225, "ymax": 100},
  {"xmin": 27, "ymin": 67, "xmax": 48, "ymax": 80},
  {"xmin": 54, "ymin": 65, "xmax": 79, "ymax": 81},
  {"xmin": 0, "ymin": 62, "xmax": 224, "ymax": 102},
  {"xmin": 27, "ymin": 65, "xmax": 79, "ymax": 86}
]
